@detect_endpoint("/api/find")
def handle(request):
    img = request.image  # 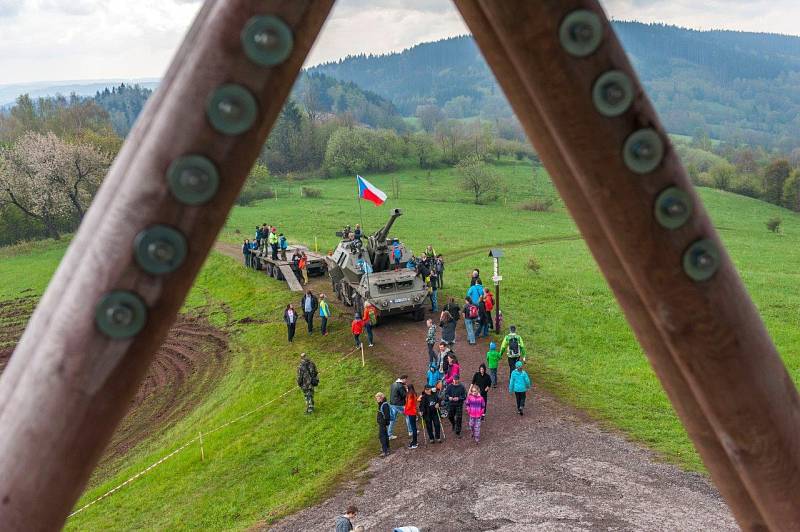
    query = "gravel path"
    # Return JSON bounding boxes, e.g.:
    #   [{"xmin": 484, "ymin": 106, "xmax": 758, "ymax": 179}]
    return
[{"xmin": 267, "ymin": 305, "xmax": 737, "ymax": 531}]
